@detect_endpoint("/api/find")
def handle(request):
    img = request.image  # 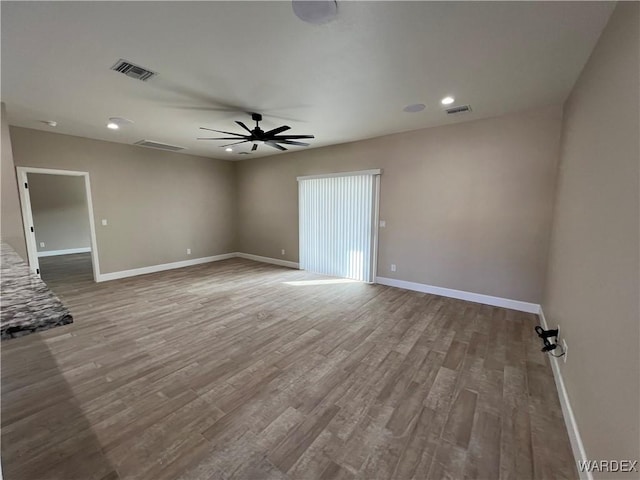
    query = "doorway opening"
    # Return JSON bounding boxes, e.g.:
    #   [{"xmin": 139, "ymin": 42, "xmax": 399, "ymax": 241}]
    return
[
  {"xmin": 16, "ymin": 167, "xmax": 101, "ymax": 284},
  {"xmin": 297, "ymin": 169, "xmax": 381, "ymax": 283}
]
